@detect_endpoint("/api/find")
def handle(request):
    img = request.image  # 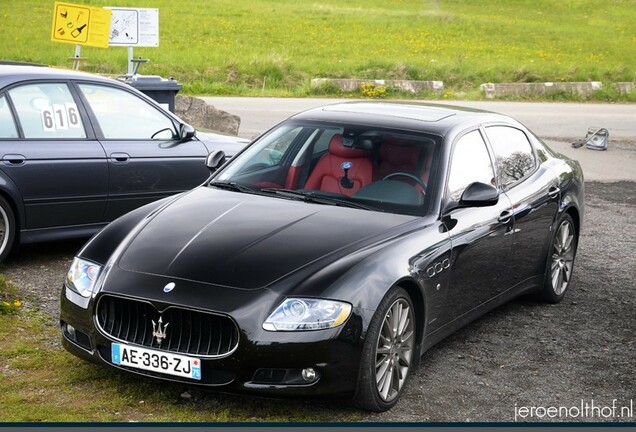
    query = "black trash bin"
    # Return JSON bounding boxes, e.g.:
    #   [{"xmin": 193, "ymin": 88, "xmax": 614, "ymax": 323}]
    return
[{"xmin": 122, "ymin": 75, "xmax": 182, "ymax": 113}]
